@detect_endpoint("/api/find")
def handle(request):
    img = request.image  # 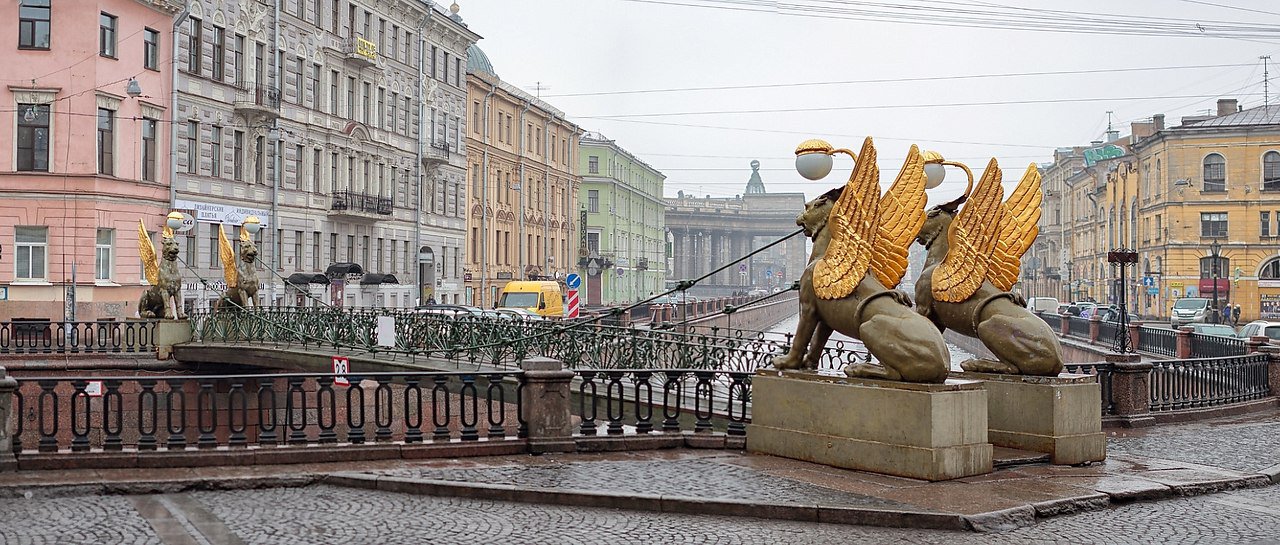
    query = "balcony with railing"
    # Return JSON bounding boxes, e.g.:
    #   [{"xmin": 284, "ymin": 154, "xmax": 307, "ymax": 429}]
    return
[
  {"xmin": 329, "ymin": 190, "xmax": 393, "ymax": 221},
  {"xmin": 423, "ymin": 140, "xmax": 453, "ymax": 166},
  {"xmin": 233, "ymin": 80, "xmax": 280, "ymax": 118},
  {"xmin": 341, "ymin": 36, "xmax": 378, "ymax": 68}
]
